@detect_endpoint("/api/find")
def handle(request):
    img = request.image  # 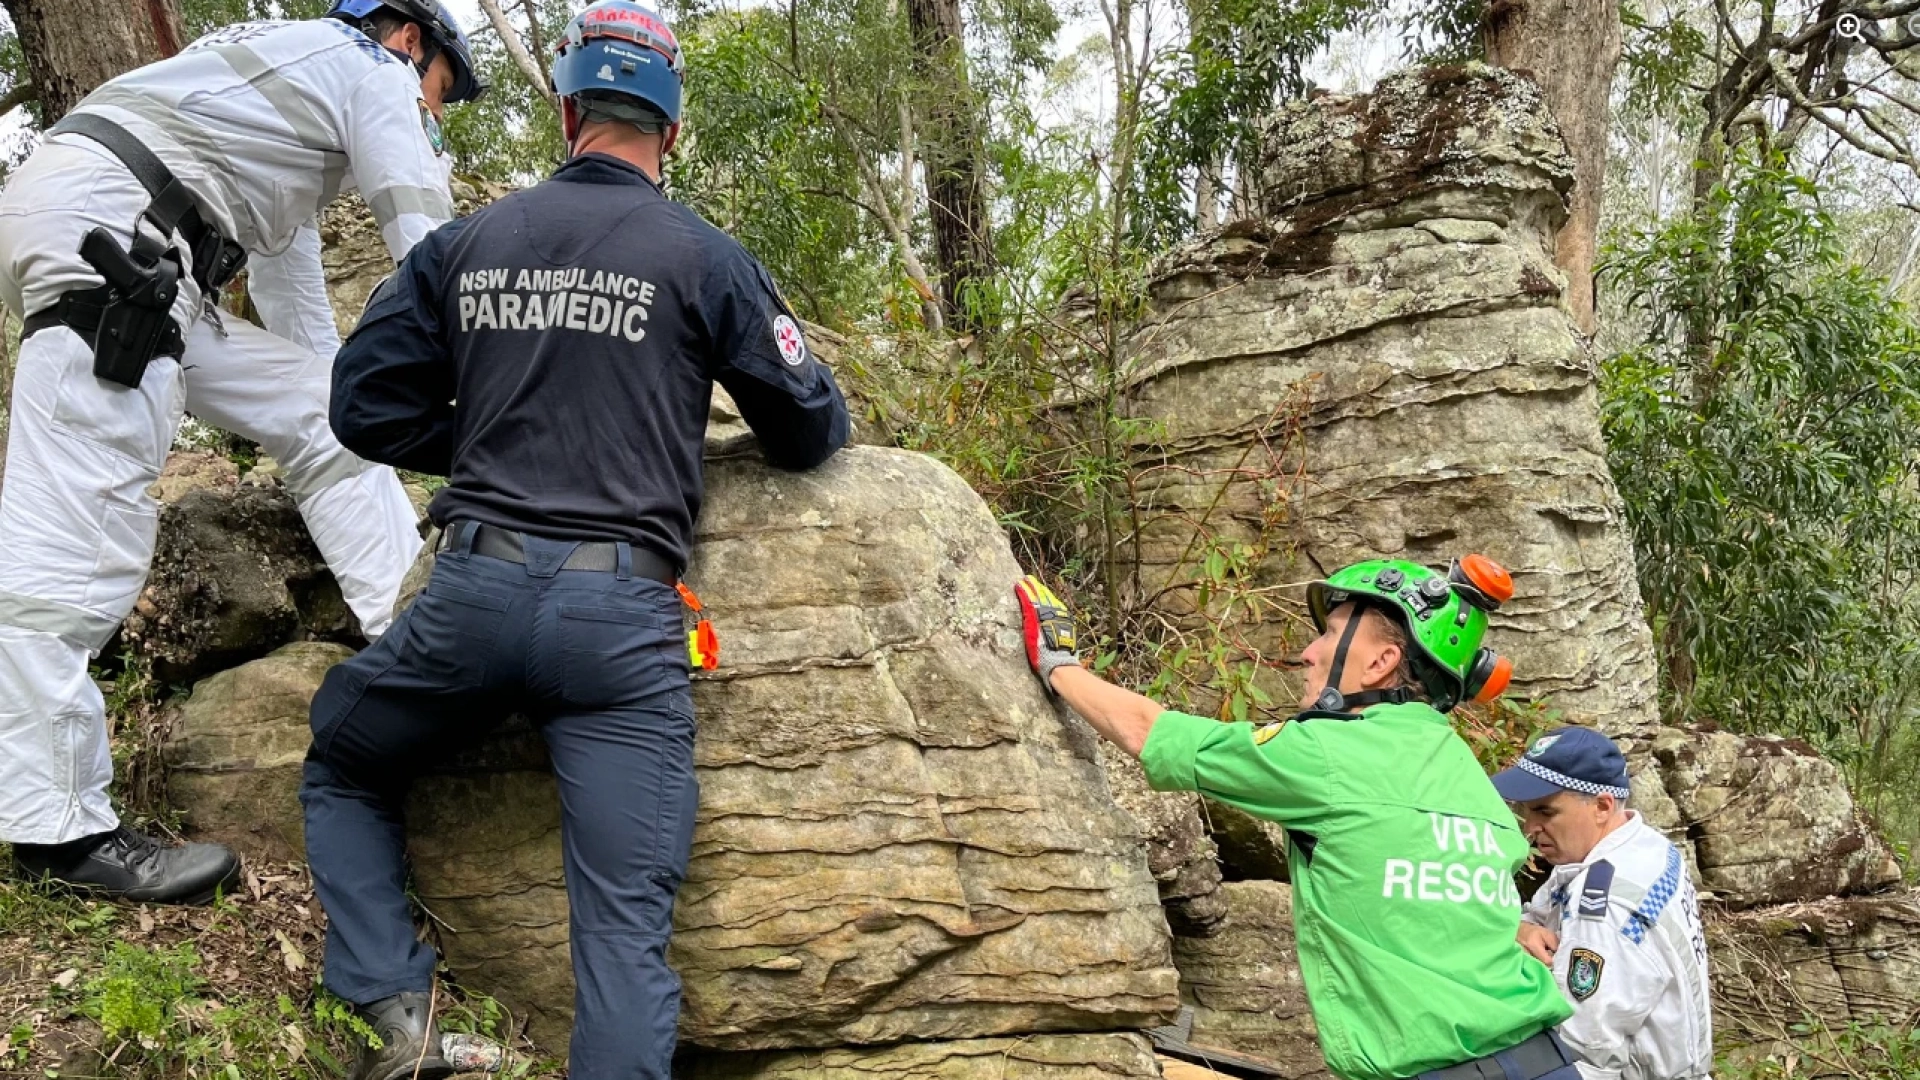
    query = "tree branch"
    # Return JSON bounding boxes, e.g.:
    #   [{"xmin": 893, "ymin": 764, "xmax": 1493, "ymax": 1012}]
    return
[
  {"xmin": 1766, "ymin": 52, "xmax": 1920, "ymax": 170},
  {"xmin": 477, "ymin": 0, "xmax": 557, "ymax": 113},
  {"xmin": 519, "ymin": 0, "xmax": 551, "ymax": 86},
  {"xmin": 0, "ymin": 81, "xmax": 37, "ymax": 118}
]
